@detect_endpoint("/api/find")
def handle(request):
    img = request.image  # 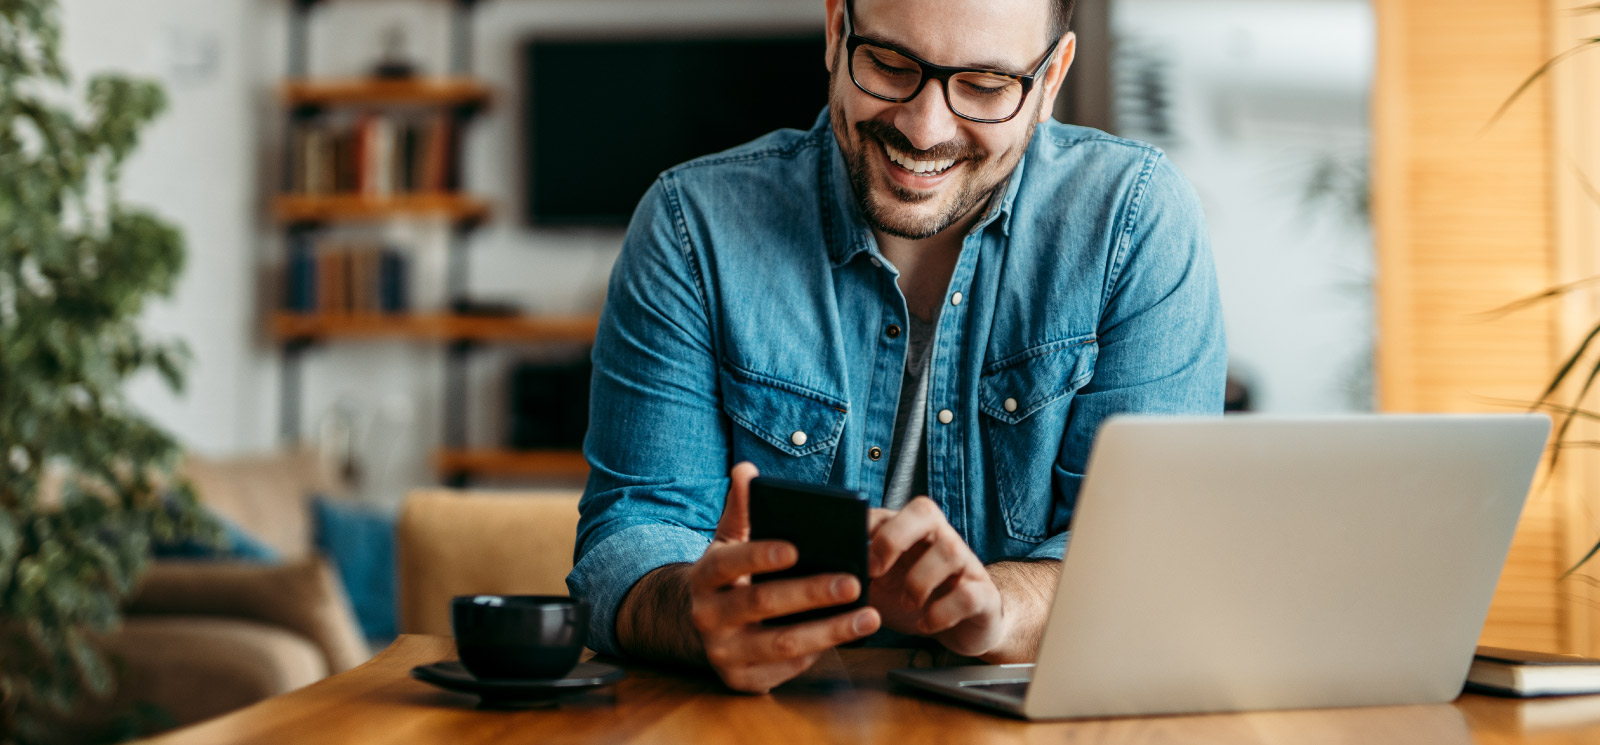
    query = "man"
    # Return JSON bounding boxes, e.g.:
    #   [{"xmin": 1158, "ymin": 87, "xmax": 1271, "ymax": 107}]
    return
[{"xmin": 567, "ymin": 0, "xmax": 1225, "ymax": 694}]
